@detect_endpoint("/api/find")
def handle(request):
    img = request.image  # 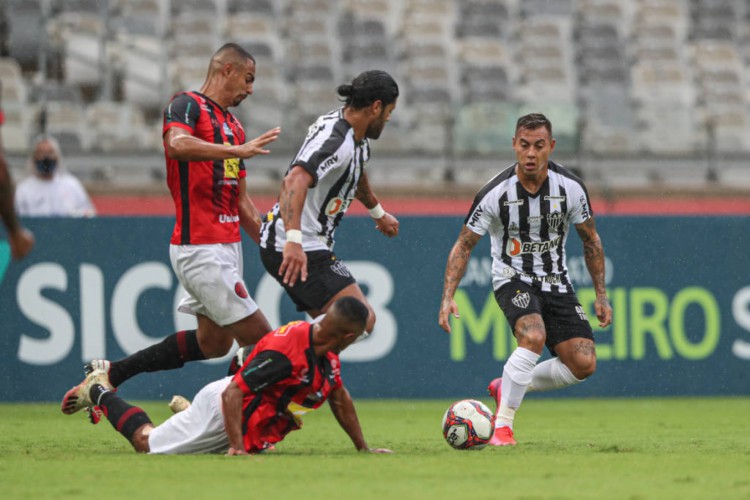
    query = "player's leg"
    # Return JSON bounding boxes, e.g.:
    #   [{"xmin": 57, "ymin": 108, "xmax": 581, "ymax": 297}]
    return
[
  {"xmin": 315, "ymin": 283, "xmax": 376, "ymax": 333},
  {"xmin": 488, "ymin": 283, "xmax": 546, "ymax": 445},
  {"xmin": 526, "ymin": 292, "xmax": 596, "ymax": 392}
]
